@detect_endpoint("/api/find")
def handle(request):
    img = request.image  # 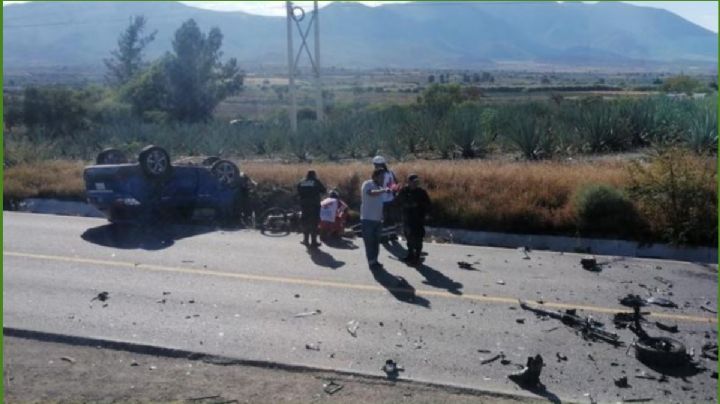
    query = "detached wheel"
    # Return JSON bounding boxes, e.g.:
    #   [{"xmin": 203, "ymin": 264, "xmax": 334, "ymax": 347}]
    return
[
  {"xmin": 96, "ymin": 148, "xmax": 128, "ymax": 165},
  {"xmin": 139, "ymin": 145, "xmax": 171, "ymax": 178},
  {"xmin": 211, "ymin": 160, "xmax": 239, "ymax": 187},
  {"xmin": 635, "ymin": 336, "xmax": 687, "ymax": 367}
]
